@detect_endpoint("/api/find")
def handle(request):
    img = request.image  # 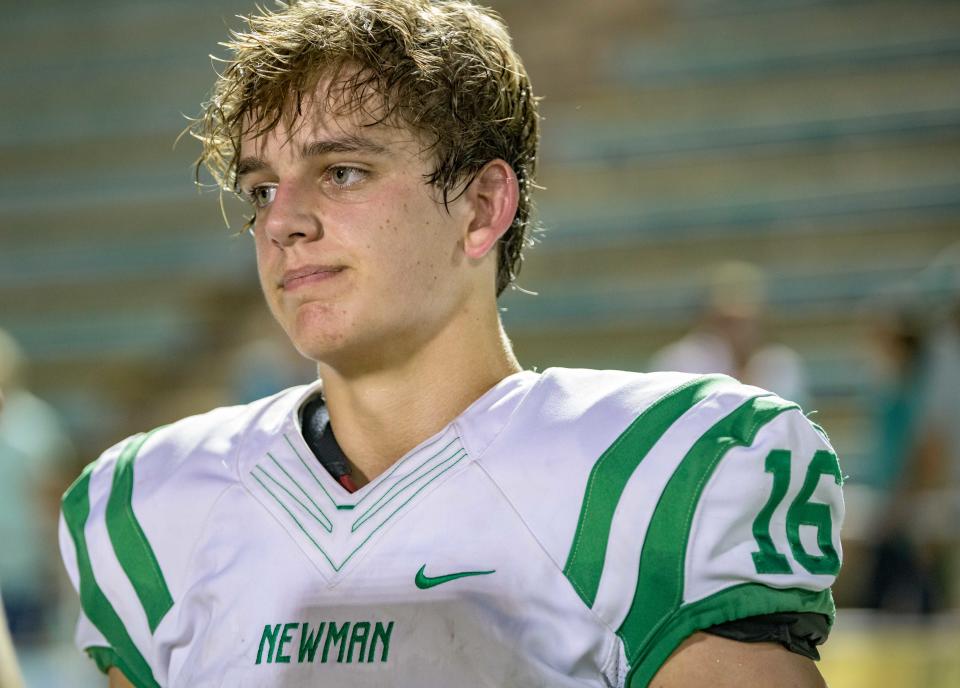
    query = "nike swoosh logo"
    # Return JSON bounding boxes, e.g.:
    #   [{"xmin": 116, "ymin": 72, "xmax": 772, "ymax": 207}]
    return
[{"xmin": 414, "ymin": 564, "xmax": 495, "ymax": 589}]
